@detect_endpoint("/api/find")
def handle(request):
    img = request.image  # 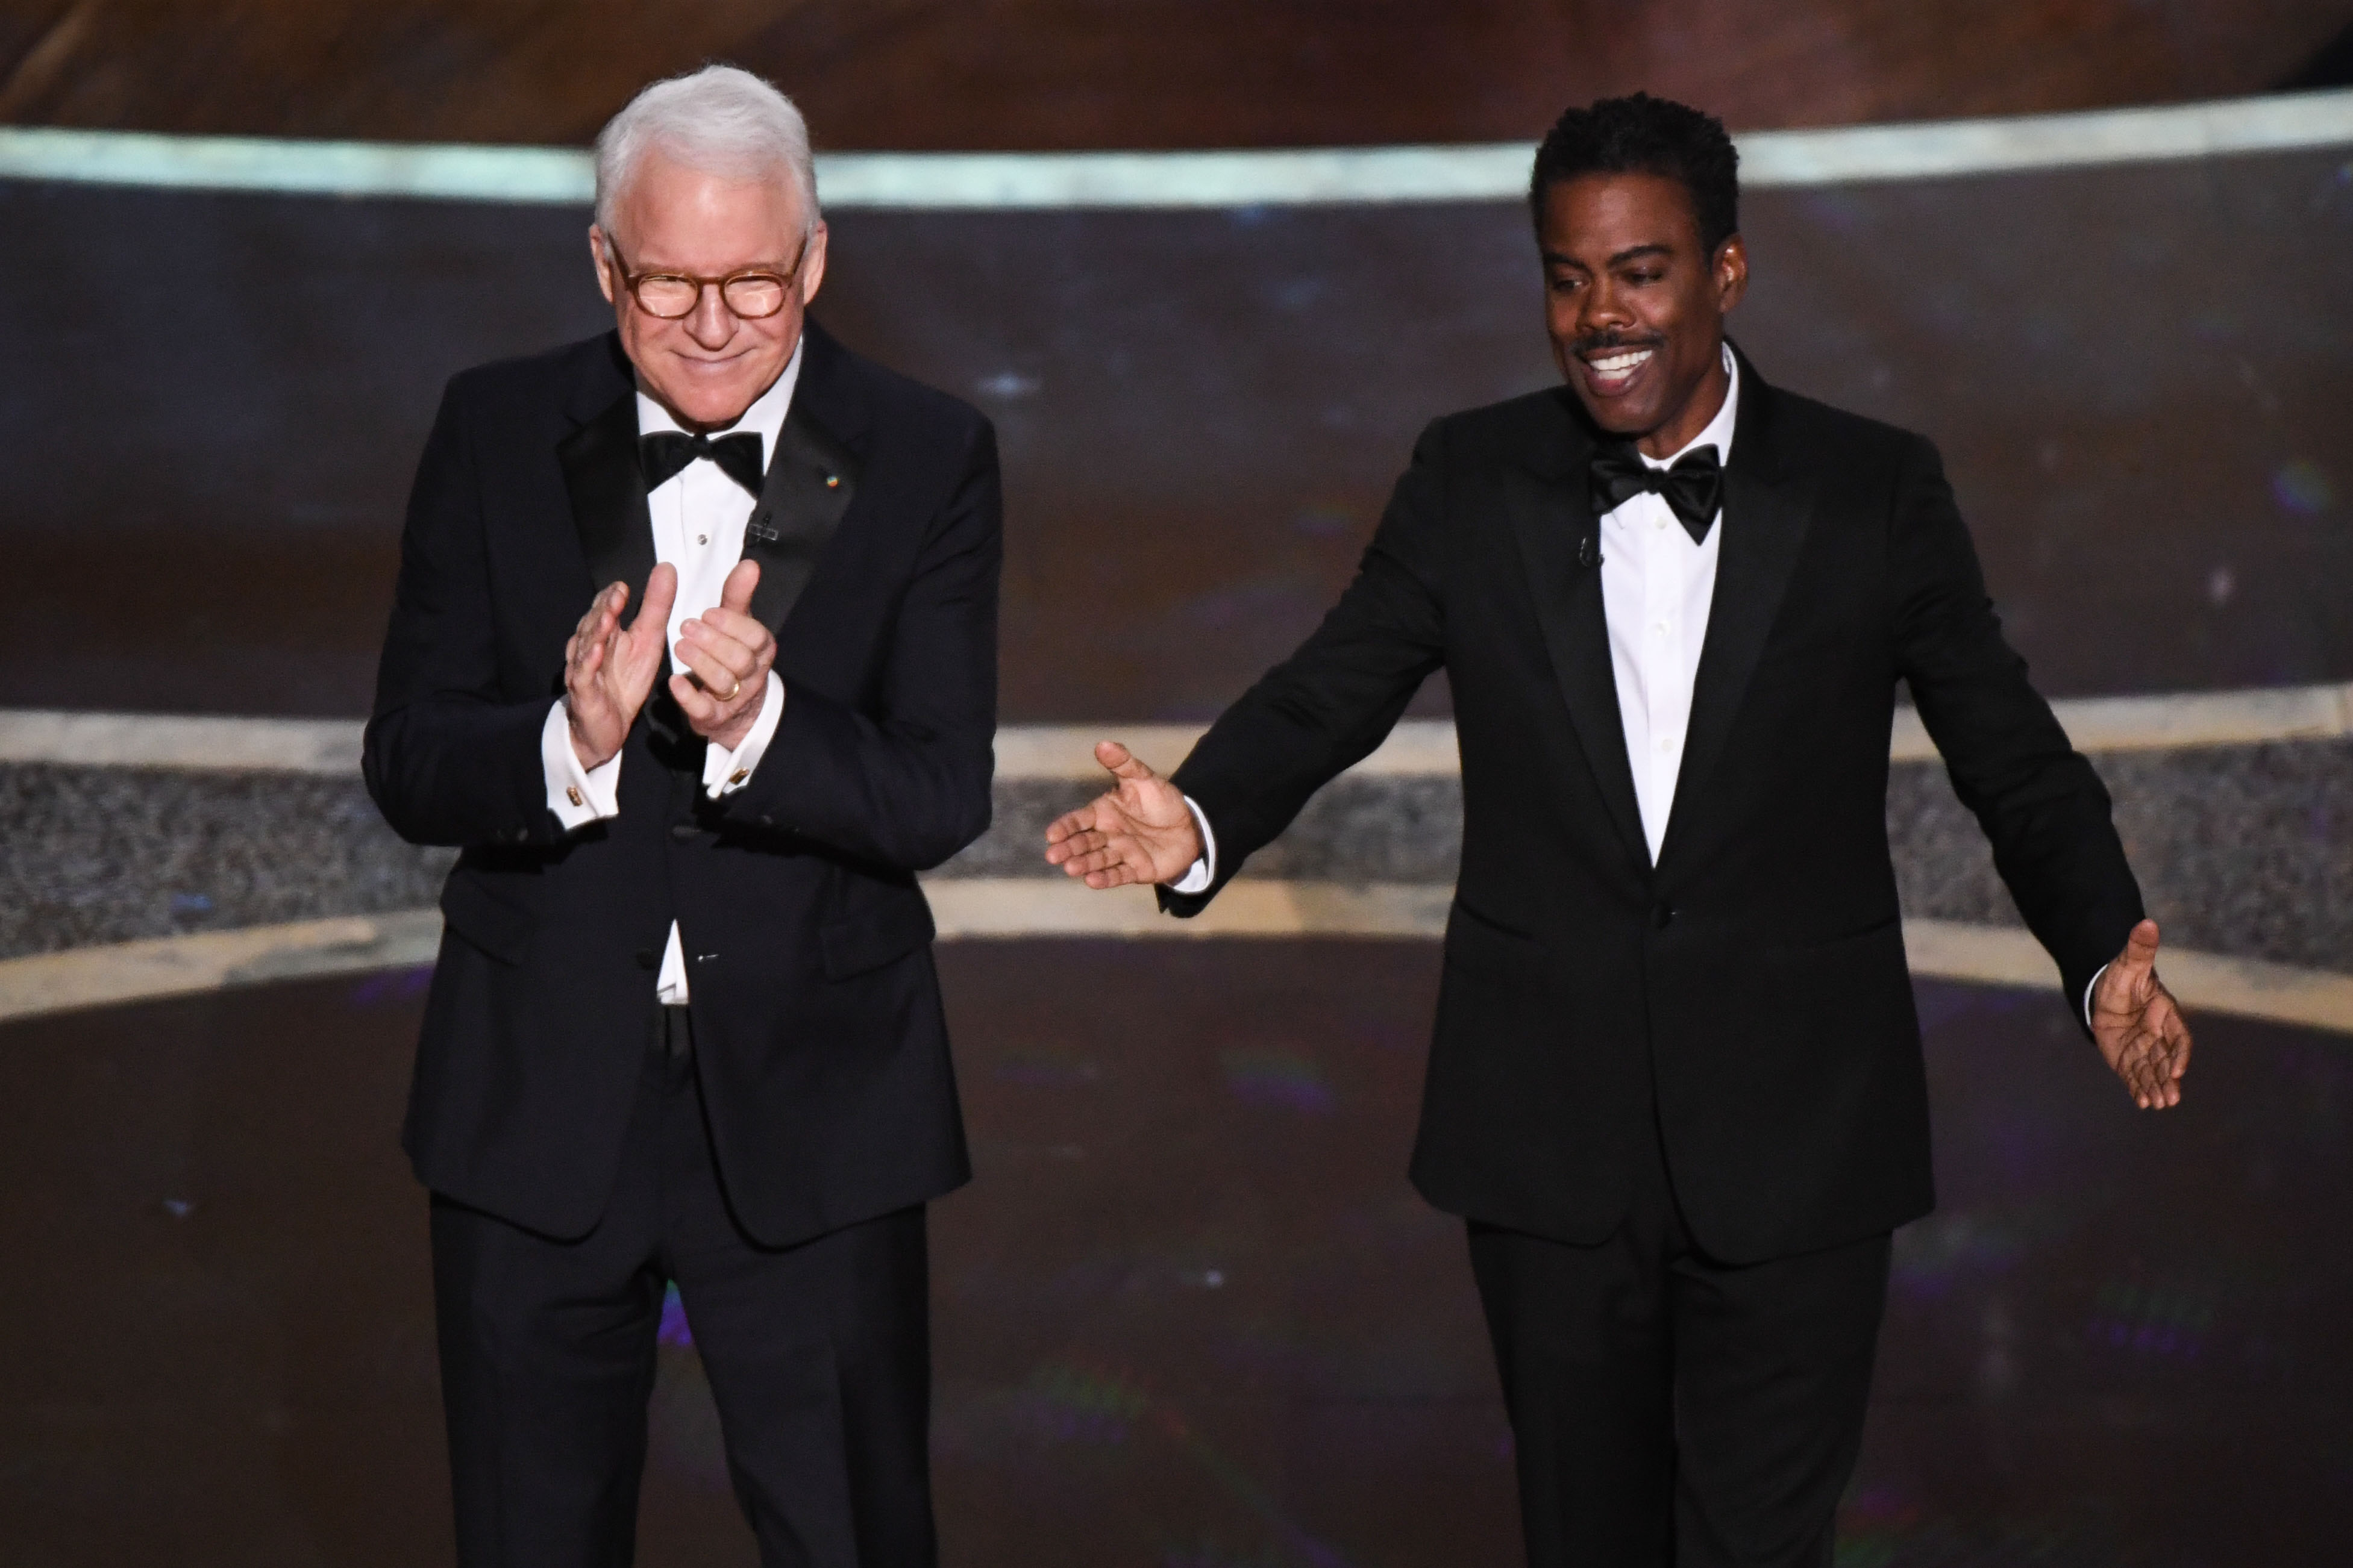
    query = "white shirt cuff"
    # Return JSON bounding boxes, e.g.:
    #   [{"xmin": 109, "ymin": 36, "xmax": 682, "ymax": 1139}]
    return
[
  {"xmin": 2082, "ymin": 962, "xmax": 2108, "ymax": 1029},
  {"xmin": 1165, "ymin": 796, "xmax": 1217, "ymax": 895},
  {"xmin": 703, "ymin": 670, "xmax": 785, "ymax": 798},
  {"xmin": 542, "ymin": 700, "xmax": 622, "ymax": 830}
]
